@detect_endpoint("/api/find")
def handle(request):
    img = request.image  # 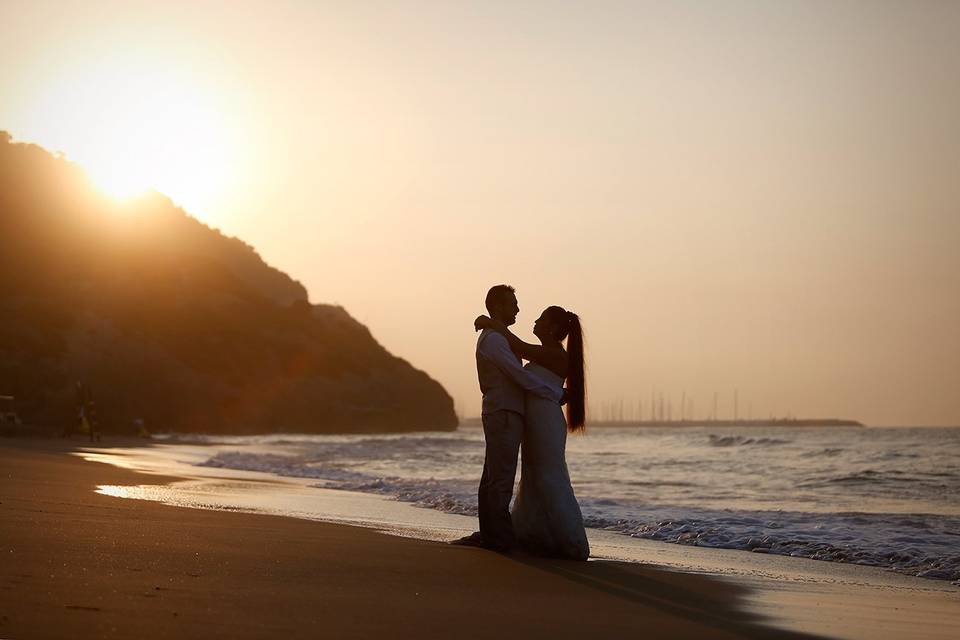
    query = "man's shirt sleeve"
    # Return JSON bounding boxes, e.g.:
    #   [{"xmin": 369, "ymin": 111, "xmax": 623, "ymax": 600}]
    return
[{"xmin": 478, "ymin": 332, "xmax": 562, "ymax": 402}]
